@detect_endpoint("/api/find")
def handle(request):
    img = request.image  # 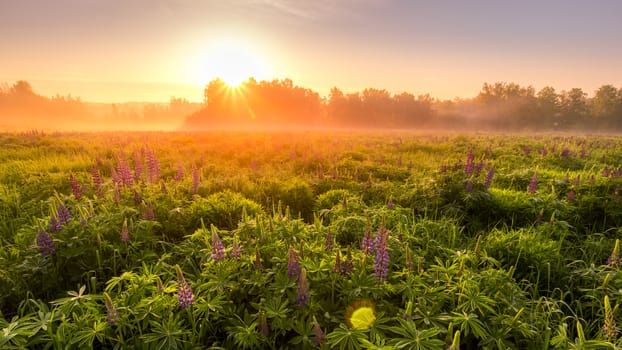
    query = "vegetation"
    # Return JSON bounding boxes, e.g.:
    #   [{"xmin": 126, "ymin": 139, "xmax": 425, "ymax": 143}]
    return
[{"xmin": 2, "ymin": 131, "xmax": 622, "ymax": 349}]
